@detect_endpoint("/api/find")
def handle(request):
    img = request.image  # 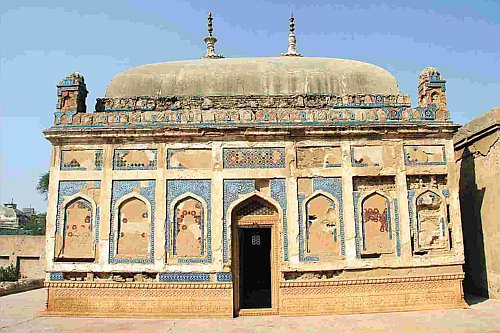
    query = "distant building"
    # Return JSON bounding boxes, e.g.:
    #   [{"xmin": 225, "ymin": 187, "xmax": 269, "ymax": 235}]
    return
[
  {"xmin": 0, "ymin": 202, "xmax": 30, "ymax": 230},
  {"xmin": 22, "ymin": 207, "xmax": 36, "ymax": 217}
]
